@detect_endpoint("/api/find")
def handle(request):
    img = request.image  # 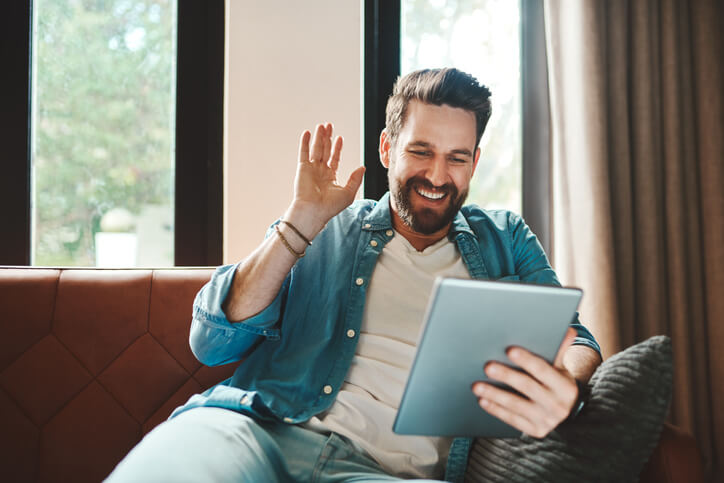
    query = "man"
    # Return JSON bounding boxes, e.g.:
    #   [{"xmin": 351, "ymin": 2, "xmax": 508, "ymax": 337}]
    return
[{"xmin": 107, "ymin": 68, "xmax": 601, "ymax": 482}]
